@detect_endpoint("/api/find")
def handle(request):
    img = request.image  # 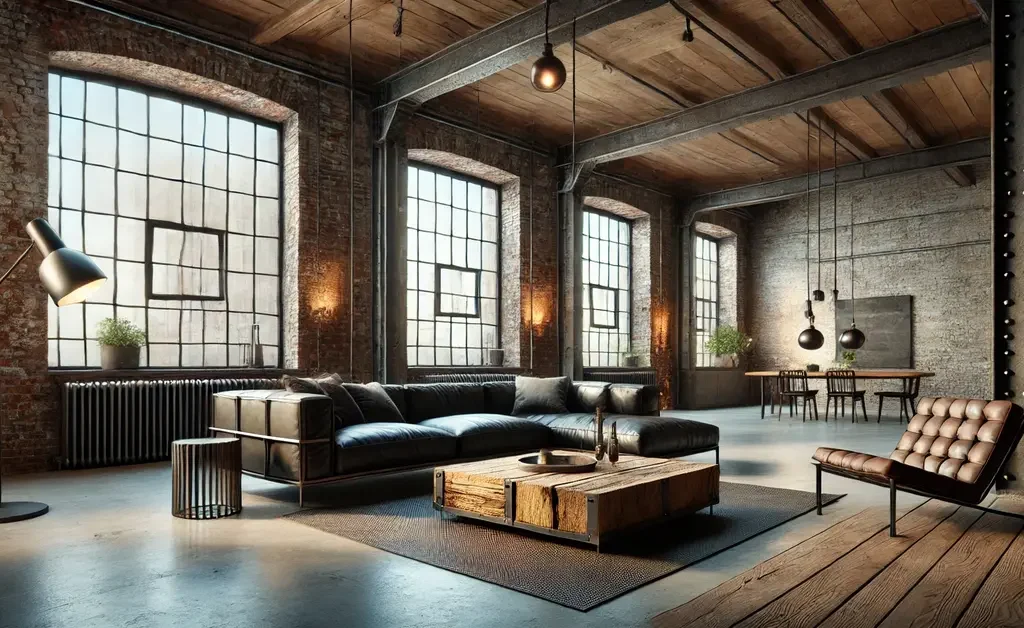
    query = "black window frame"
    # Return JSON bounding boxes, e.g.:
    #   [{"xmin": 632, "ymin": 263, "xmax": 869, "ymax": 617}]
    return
[
  {"xmin": 145, "ymin": 219, "xmax": 227, "ymax": 301},
  {"xmin": 405, "ymin": 161, "xmax": 502, "ymax": 367},
  {"xmin": 581, "ymin": 206, "xmax": 633, "ymax": 368},
  {"xmin": 588, "ymin": 285, "xmax": 619, "ymax": 329},
  {"xmin": 694, "ymin": 233, "xmax": 720, "ymax": 369},
  {"xmin": 45, "ymin": 69, "xmax": 286, "ymax": 370}
]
